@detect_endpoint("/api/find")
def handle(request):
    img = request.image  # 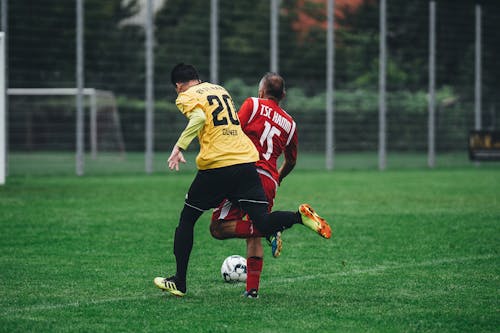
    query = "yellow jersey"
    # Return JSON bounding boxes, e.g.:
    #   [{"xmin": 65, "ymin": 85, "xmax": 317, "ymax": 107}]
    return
[{"xmin": 175, "ymin": 82, "xmax": 258, "ymax": 170}]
